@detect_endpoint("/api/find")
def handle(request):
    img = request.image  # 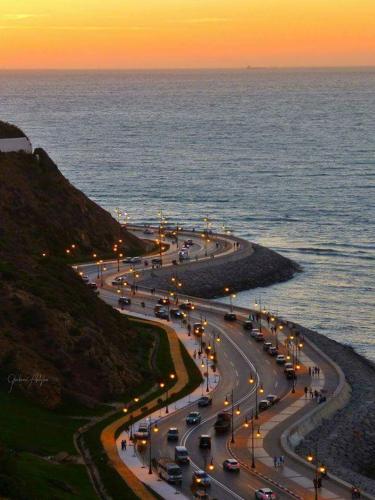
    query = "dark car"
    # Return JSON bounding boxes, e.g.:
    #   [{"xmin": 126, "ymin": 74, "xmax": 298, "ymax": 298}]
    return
[
  {"xmin": 285, "ymin": 368, "xmax": 296, "ymax": 380},
  {"xmin": 266, "ymin": 394, "xmax": 279, "ymax": 405},
  {"xmin": 258, "ymin": 400, "xmax": 271, "ymax": 412},
  {"xmin": 268, "ymin": 346, "xmax": 278, "ymax": 356},
  {"xmin": 197, "ymin": 396, "xmax": 212, "ymax": 407},
  {"xmin": 88, "ymin": 282, "xmax": 98, "ymax": 290},
  {"xmin": 224, "ymin": 313, "xmax": 237, "ymax": 321},
  {"xmin": 186, "ymin": 412, "xmax": 201, "ymax": 425},
  {"xmin": 263, "ymin": 342, "xmax": 272, "ymax": 352},
  {"xmin": 167, "ymin": 427, "xmax": 179, "ymax": 441},
  {"xmin": 193, "ymin": 323, "xmax": 205, "ymax": 336},
  {"xmin": 155, "ymin": 308, "xmax": 169, "ymax": 320},
  {"xmin": 151, "ymin": 258, "xmax": 162, "ymax": 265},
  {"xmin": 170, "ymin": 308, "xmax": 183, "ymax": 319},
  {"xmin": 243, "ymin": 320, "xmax": 253, "ymax": 331},
  {"xmin": 118, "ymin": 297, "xmax": 131, "ymax": 305},
  {"xmin": 199, "ymin": 435, "xmax": 211, "ymax": 449}
]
